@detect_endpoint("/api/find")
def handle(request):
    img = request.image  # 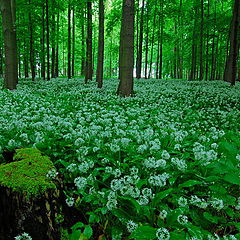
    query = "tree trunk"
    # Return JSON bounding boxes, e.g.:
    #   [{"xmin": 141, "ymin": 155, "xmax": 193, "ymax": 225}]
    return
[
  {"xmin": 41, "ymin": 1, "xmax": 45, "ymax": 79},
  {"xmin": 55, "ymin": 9, "xmax": 60, "ymax": 78},
  {"xmin": 117, "ymin": 0, "xmax": 134, "ymax": 97},
  {"xmin": 205, "ymin": 0, "xmax": 210, "ymax": 80},
  {"xmin": 0, "ymin": 0, "xmax": 18, "ymax": 89},
  {"xmin": 199, "ymin": 0, "xmax": 204, "ymax": 80},
  {"xmin": 159, "ymin": 0, "xmax": 164, "ymax": 79},
  {"xmin": 67, "ymin": 3, "xmax": 71, "ymax": 79},
  {"xmin": 224, "ymin": 0, "xmax": 240, "ymax": 86},
  {"xmin": 85, "ymin": 0, "xmax": 93, "ymax": 83},
  {"xmin": 189, "ymin": 4, "xmax": 198, "ymax": 80},
  {"xmin": 51, "ymin": 1, "xmax": 56, "ymax": 79},
  {"xmin": 96, "ymin": 0, "xmax": 104, "ymax": 88},
  {"xmin": 136, "ymin": 0, "xmax": 144, "ymax": 79},
  {"xmin": 144, "ymin": 2, "xmax": 149, "ymax": 79},
  {"xmin": 148, "ymin": 6, "xmax": 156, "ymax": 79},
  {"xmin": 46, "ymin": 0, "xmax": 50, "ymax": 80},
  {"xmin": 29, "ymin": 0, "xmax": 35, "ymax": 81},
  {"xmin": 72, "ymin": 7, "xmax": 75, "ymax": 77}
]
